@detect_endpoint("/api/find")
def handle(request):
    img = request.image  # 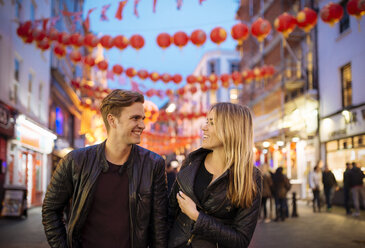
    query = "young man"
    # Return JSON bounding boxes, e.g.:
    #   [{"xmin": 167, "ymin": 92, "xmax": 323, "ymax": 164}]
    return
[{"xmin": 42, "ymin": 90, "xmax": 168, "ymax": 248}]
